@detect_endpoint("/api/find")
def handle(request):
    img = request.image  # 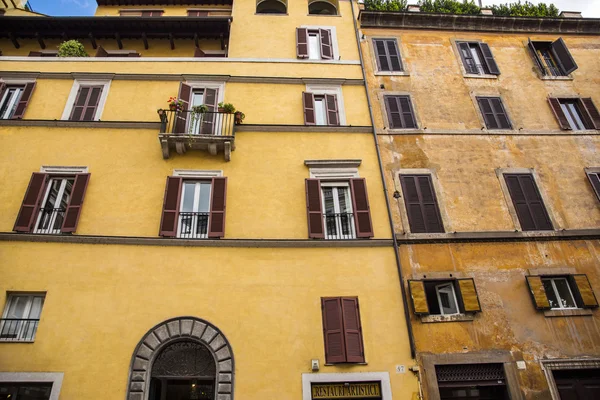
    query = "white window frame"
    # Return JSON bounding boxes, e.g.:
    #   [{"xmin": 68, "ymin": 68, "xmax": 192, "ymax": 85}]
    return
[
  {"xmin": 542, "ymin": 277, "xmax": 578, "ymax": 310},
  {"xmin": 1, "ymin": 293, "xmax": 45, "ymax": 342},
  {"xmin": 0, "ymin": 86, "xmax": 23, "ymax": 119},
  {"xmin": 173, "ymin": 169, "xmax": 222, "ymax": 178},
  {"xmin": 61, "ymin": 79, "xmax": 111, "ymax": 121},
  {"xmin": 299, "ymin": 25, "xmax": 340, "ymax": 60},
  {"xmin": 559, "ymin": 100, "xmax": 587, "ymax": 130},
  {"xmin": 435, "ymin": 283, "xmax": 460, "ymax": 315},
  {"xmin": 305, "ymin": 84, "xmax": 346, "ymax": 125},
  {"xmin": 34, "ymin": 176, "xmax": 75, "ymax": 235},
  {"xmin": 321, "ymin": 181, "xmax": 356, "ymax": 240},
  {"xmin": 177, "ymin": 180, "xmax": 212, "ymax": 239},
  {"xmin": 183, "ymin": 81, "xmax": 226, "ymax": 134},
  {"xmin": 0, "ymin": 373, "xmax": 63, "ymax": 400},
  {"xmin": 0, "ymin": 79, "xmax": 36, "ymax": 120}
]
